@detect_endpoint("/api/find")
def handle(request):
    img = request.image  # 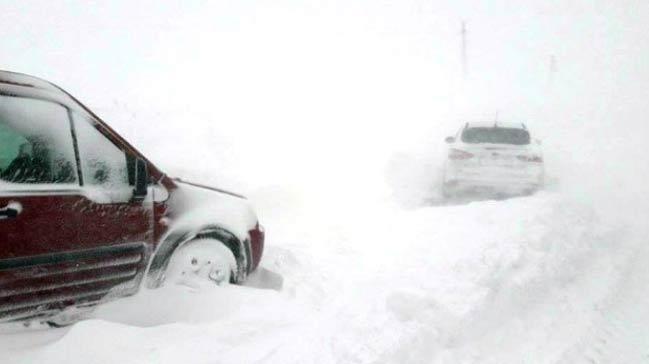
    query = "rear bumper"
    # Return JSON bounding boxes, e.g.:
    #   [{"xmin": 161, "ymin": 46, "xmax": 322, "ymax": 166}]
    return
[
  {"xmin": 444, "ymin": 165, "xmax": 543, "ymax": 194},
  {"xmin": 444, "ymin": 179, "xmax": 541, "ymax": 194}
]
